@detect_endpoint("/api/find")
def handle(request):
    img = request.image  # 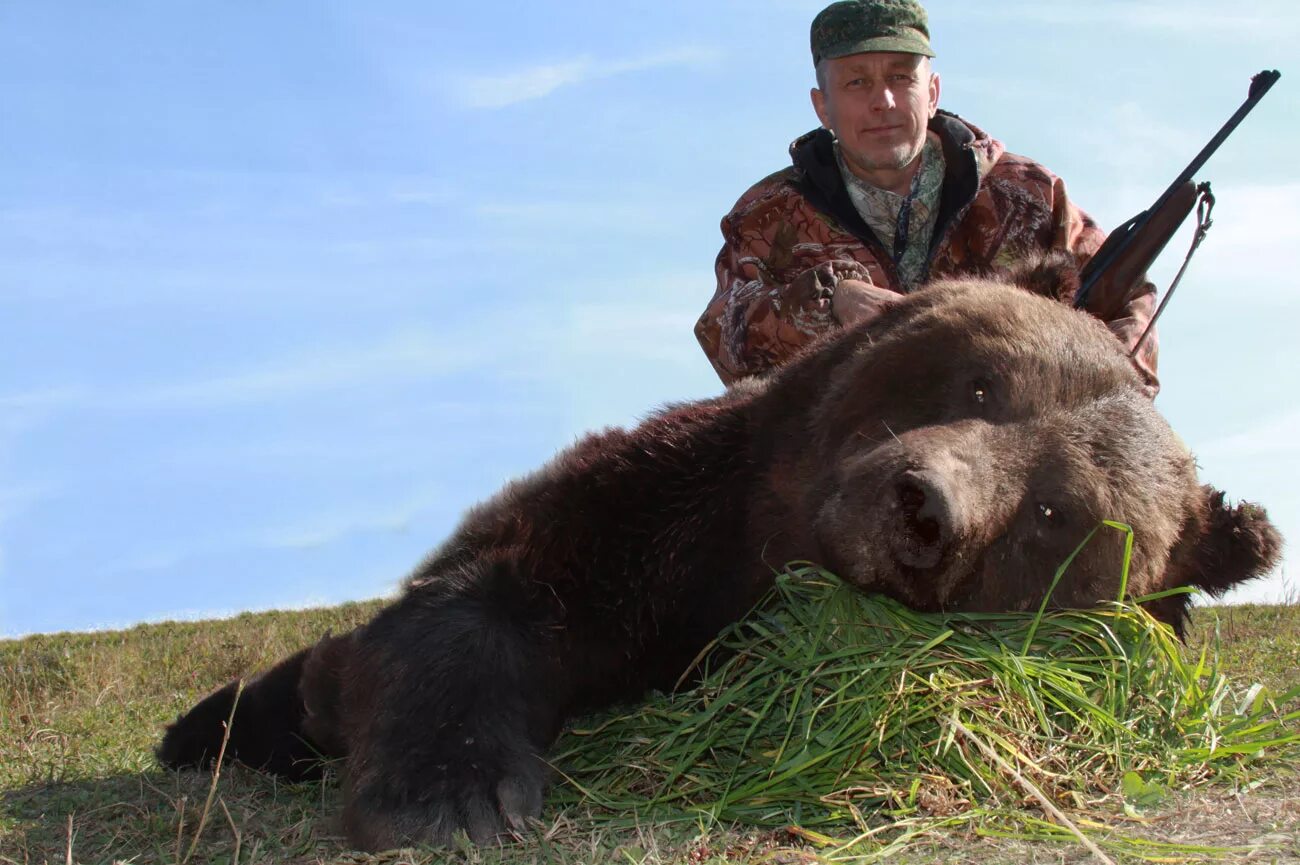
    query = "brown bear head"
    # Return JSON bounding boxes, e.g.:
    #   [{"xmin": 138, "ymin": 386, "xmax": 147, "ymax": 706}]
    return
[{"xmin": 785, "ymin": 270, "xmax": 1281, "ymax": 634}]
